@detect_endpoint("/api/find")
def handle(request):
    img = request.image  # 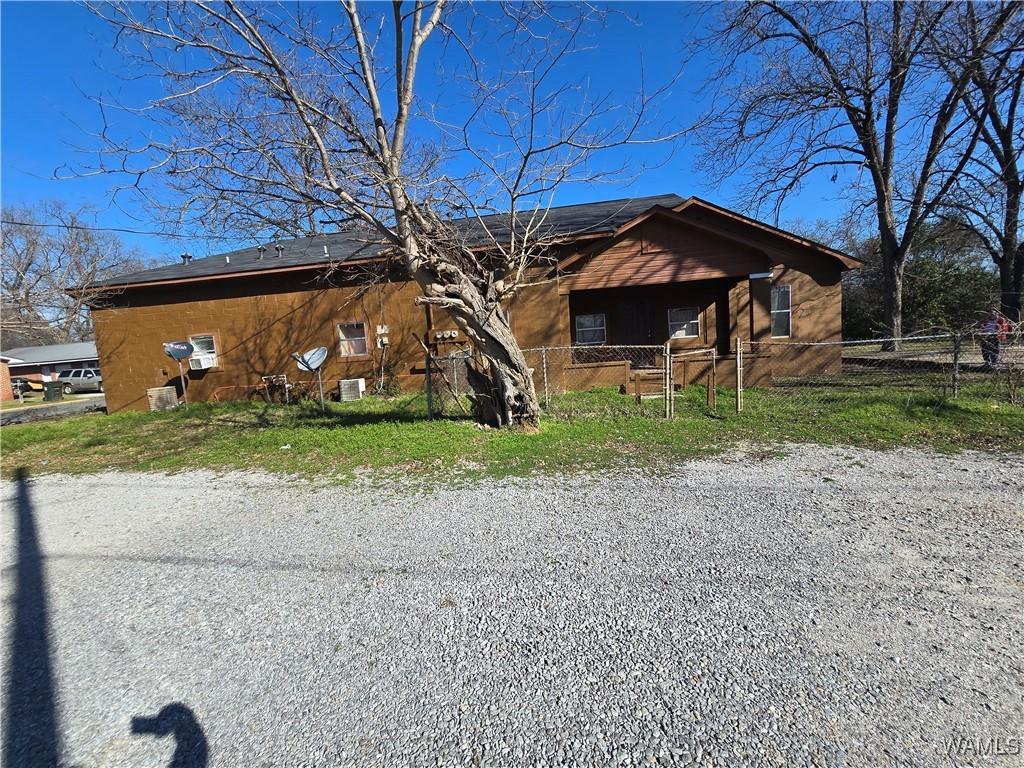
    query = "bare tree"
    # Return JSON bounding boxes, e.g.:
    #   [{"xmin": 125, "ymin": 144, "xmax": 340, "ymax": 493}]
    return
[
  {"xmin": 932, "ymin": 3, "xmax": 1024, "ymax": 322},
  {"xmin": 689, "ymin": 1, "xmax": 1020, "ymax": 344},
  {"xmin": 1, "ymin": 202, "xmax": 147, "ymax": 348},
  {"xmin": 85, "ymin": 1, "xmax": 672, "ymax": 427}
]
